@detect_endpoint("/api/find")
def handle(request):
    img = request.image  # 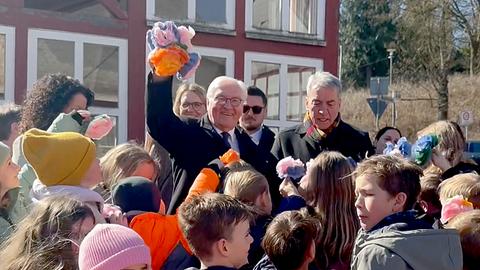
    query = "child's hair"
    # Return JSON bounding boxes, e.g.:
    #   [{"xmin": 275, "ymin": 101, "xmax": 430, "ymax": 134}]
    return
[
  {"xmin": 223, "ymin": 165, "xmax": 269, "ymax": 209},
  {"xmin": 302, "ymin": 151, "xmax": 358, "ymax": 268},
  {"xmin": 419, "ymin": 173, "xmax": 442, "ymax": 211},
  {"xmin": 262, "ymin": 209, "xmax": 321, "ymax": 270},
  {"xmin": 444, "ymin": 210, "xmax": 480, "ymax": 270},
  {"xmin": 0, "ymin": 103, "xmax": 21, "ymax": 141},
  {"xmin": 178, "ymin": 192, "xmax": 254, "ymax": 260},
  {"xmin": 355, "ymin": 155, "xmax": 423, "ymax": 211},
  {"xmin": 100, "ymin": 142, "xmax": 158, "ymax": 191},
  {"xmin": 438, "ymin": 173, "xmax": 480, "ymax": 208},
  {"xmin": 20, "ymin": 73, "xmax": 94, "ymax": 133},
  {"xmin": 0, "ymin": 196, "xmax": 94, "ymax": 270},
  {"xmin": 417, "ymin": 120, "xmax": 466, "ymax": 167}
]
